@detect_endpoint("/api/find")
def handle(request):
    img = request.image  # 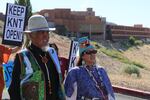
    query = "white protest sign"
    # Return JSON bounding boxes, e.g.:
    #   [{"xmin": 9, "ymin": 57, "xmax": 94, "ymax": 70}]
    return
[
  {"xmin": 68, "ymin": 41, "xmax": 79, "ymax": 69},
  {"xmin": 2, "ymin": 3, "xmax": 27, "ymax": 46}
]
